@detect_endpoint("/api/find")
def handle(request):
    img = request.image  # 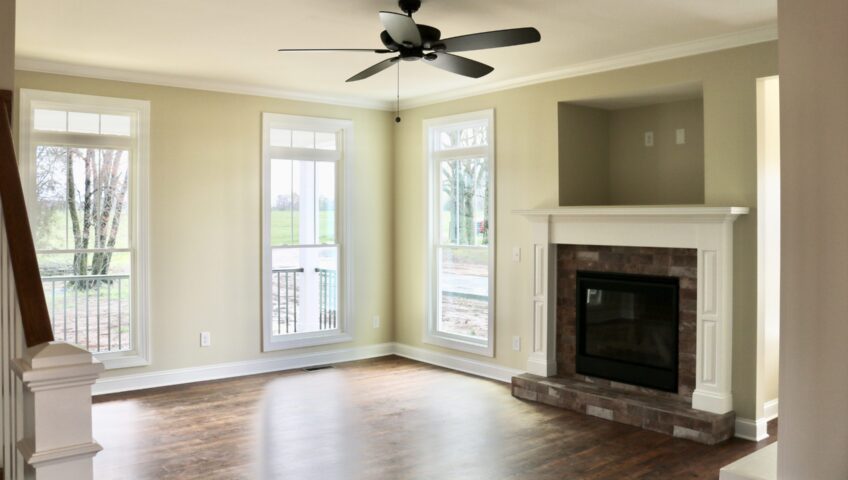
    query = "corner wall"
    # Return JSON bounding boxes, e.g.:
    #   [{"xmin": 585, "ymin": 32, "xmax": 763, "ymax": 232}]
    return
[
  {"xmin": 778, "ymin": 0, "xmax": 848, "ymax": 476},
  {"xmin": 392, "ymin": 42, "xmax": 777, "ymax": 420}
]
